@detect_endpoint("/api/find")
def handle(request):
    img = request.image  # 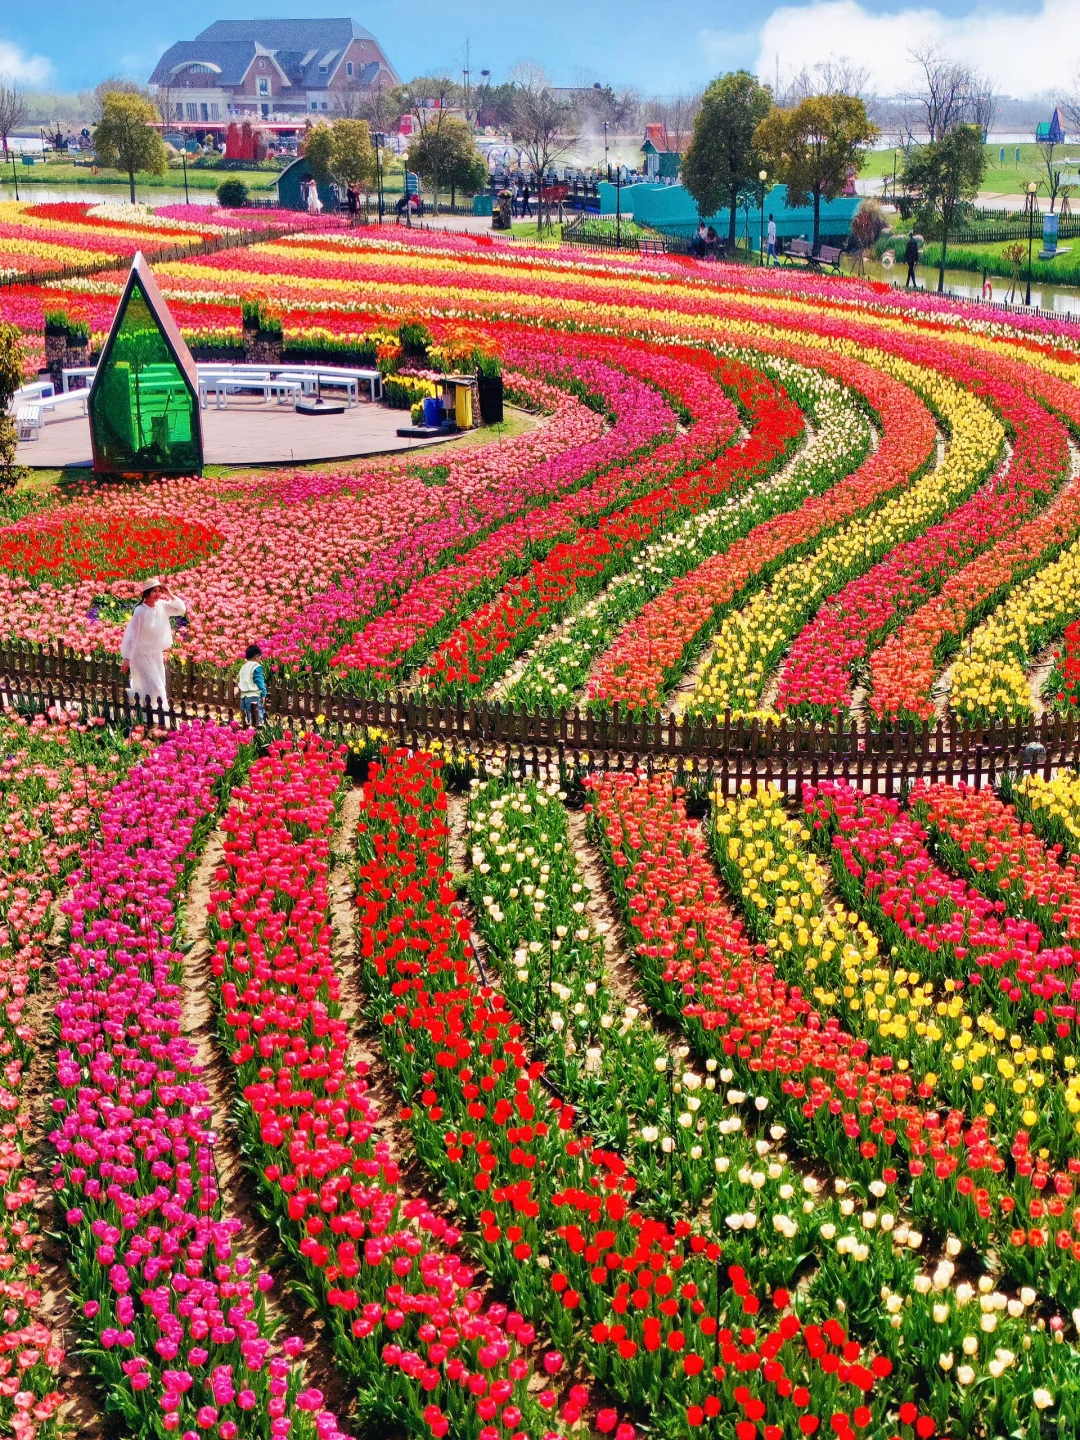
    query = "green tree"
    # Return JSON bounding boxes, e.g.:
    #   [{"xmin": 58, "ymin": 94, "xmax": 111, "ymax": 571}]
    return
[
  {"xmin": 681, "ymin": 71, "xmax": 772, "ymax": 249},
  {"xmin": 407, "ymin": 115, "xmax": 485, "ymax": 212},
  {"xmin": 755, "ymin": 93, "xmax": 877, "ymax": 248},
  {"xmin": 301, "ymin": 122, "xmax": 333, "ymax": 184},
  {"xmin": 93, "ymin": 91, "xmax": 167, "ymax": 203},
  {"xmin": 330, "ymin": 118, "xmax": 377, "ymax": 191},
  {"xmin": 0, "ymin": 323, "xmax": 23, "ymax": 488},
  {"xmin": 903, "ymin": 123, "xmax": 987, "ymax": 292}
]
